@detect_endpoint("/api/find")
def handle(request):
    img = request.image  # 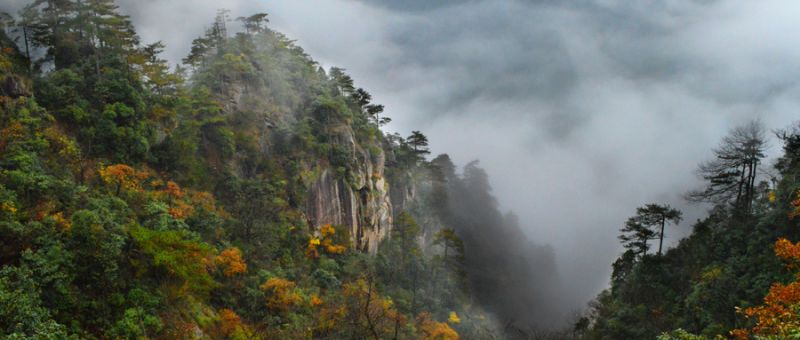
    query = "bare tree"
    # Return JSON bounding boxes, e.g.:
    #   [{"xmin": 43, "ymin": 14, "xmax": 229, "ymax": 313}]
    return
[{"xmin": 687, "ymin": 120, "xmax": 767, "ymax": 213}]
